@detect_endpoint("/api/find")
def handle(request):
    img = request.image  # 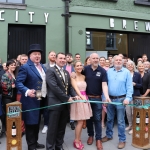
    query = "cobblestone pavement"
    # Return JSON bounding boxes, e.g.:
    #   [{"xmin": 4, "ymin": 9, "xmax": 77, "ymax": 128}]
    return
[{"xmin": 0, "ymin": 122, "xmax": 141, "ymax": 150}]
